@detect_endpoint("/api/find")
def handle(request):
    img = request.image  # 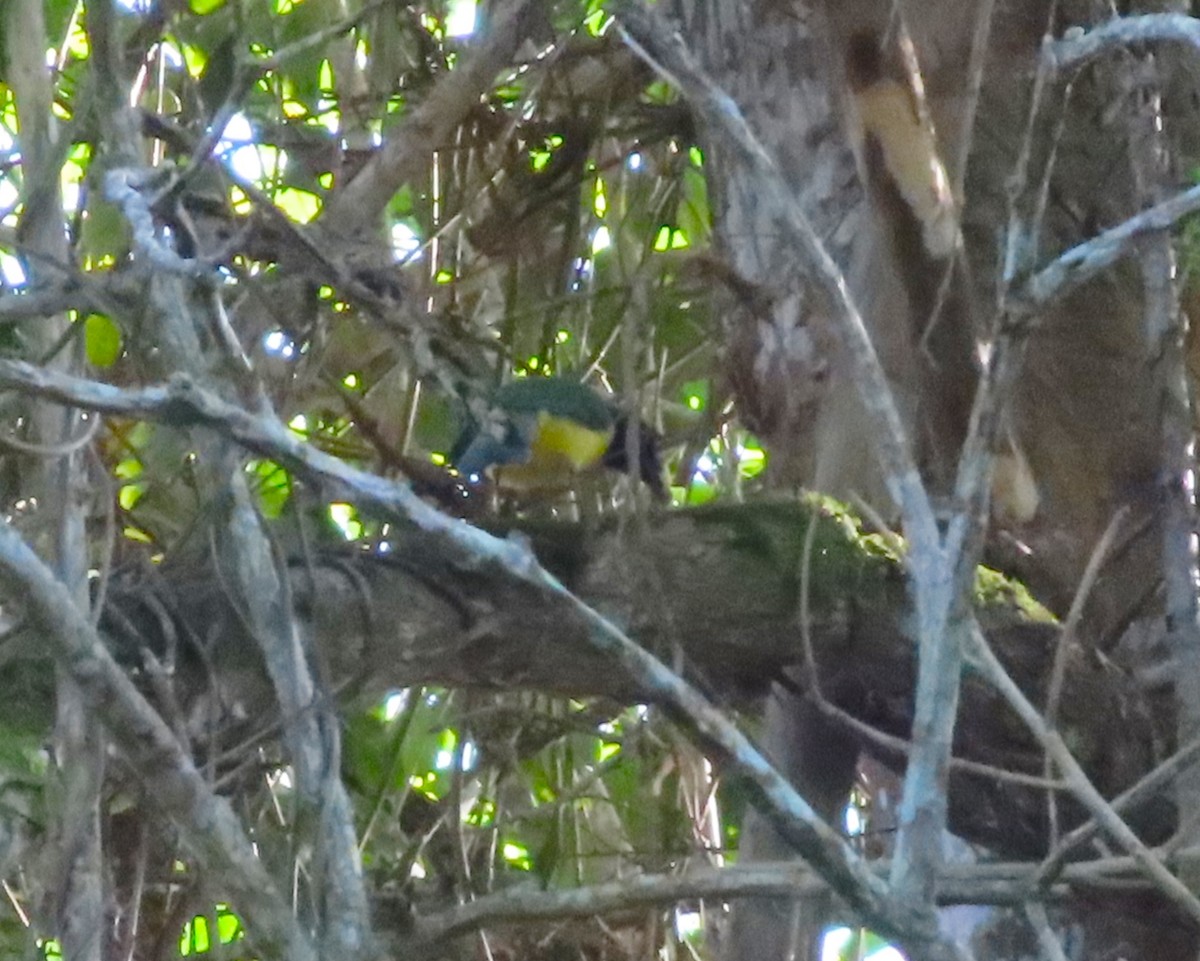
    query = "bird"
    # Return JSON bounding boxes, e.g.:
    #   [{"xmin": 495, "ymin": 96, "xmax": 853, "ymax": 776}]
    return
[{"xmin": 452, "ymin": 377, "xmax": 667, "ymax": 500}]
